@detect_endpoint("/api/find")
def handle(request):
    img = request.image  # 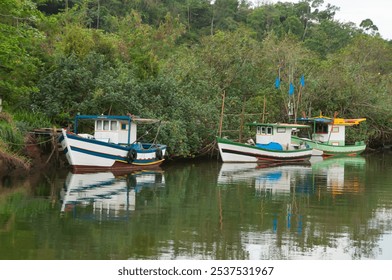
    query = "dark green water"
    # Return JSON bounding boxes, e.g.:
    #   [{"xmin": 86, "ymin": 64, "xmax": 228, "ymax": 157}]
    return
[{"xmin": 1, "ymin": 152, "xmax": 392, "ymax": 260}]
